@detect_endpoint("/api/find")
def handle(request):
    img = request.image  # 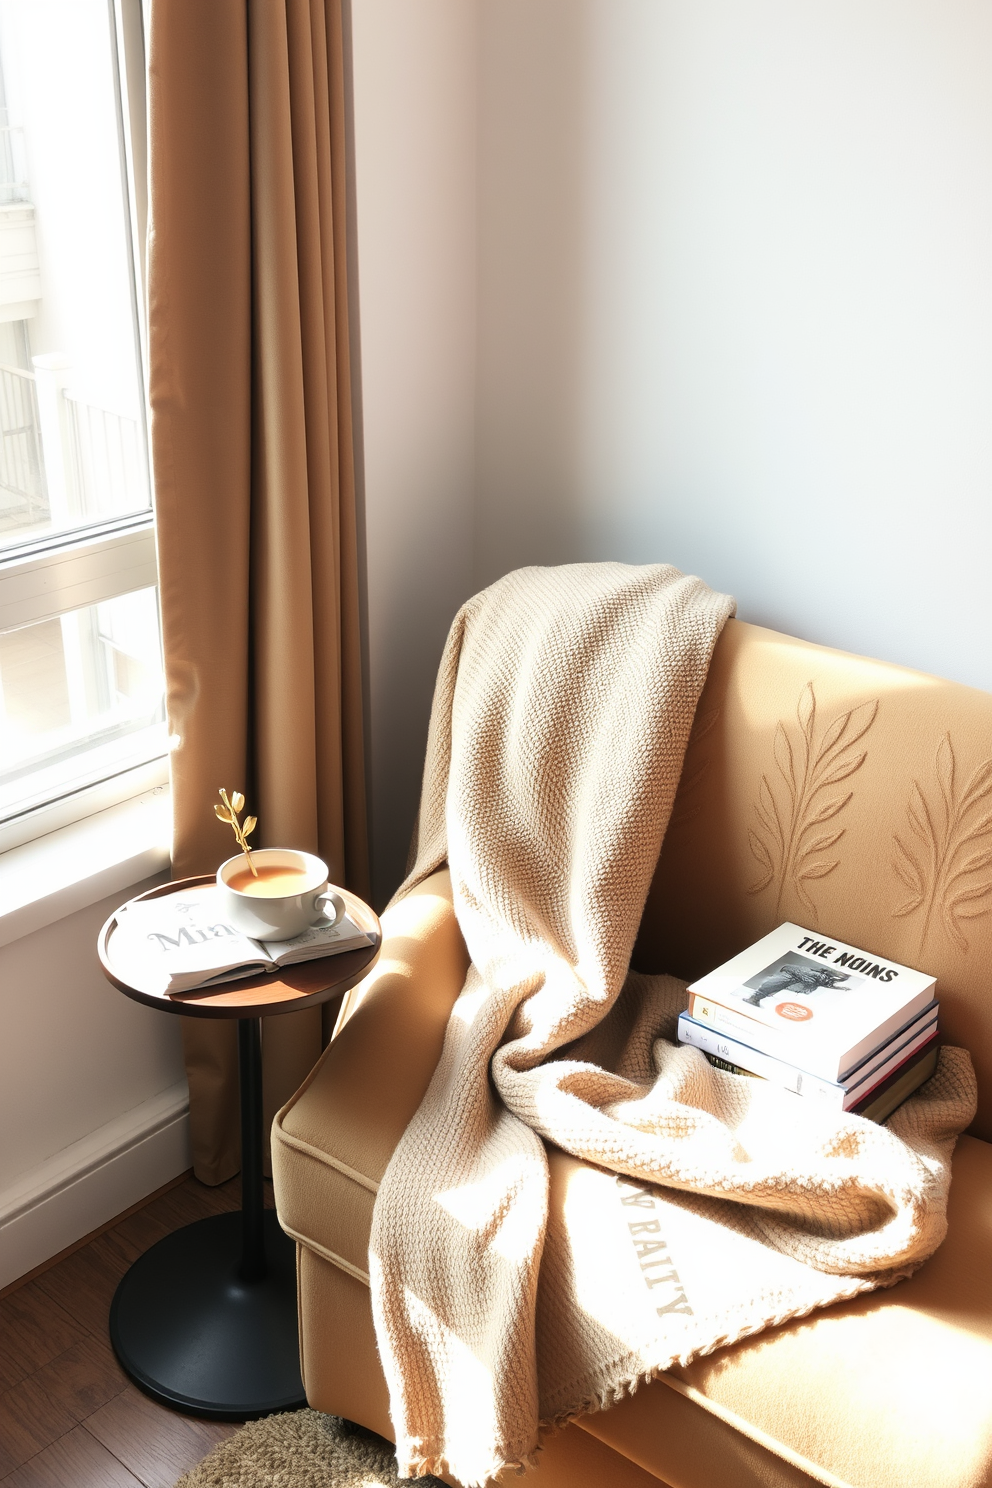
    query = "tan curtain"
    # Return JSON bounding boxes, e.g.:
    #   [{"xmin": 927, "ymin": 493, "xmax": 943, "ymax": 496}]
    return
[{"xmin": 147, "ymin": 0, "xmax": 369, "ymax": 1184}]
